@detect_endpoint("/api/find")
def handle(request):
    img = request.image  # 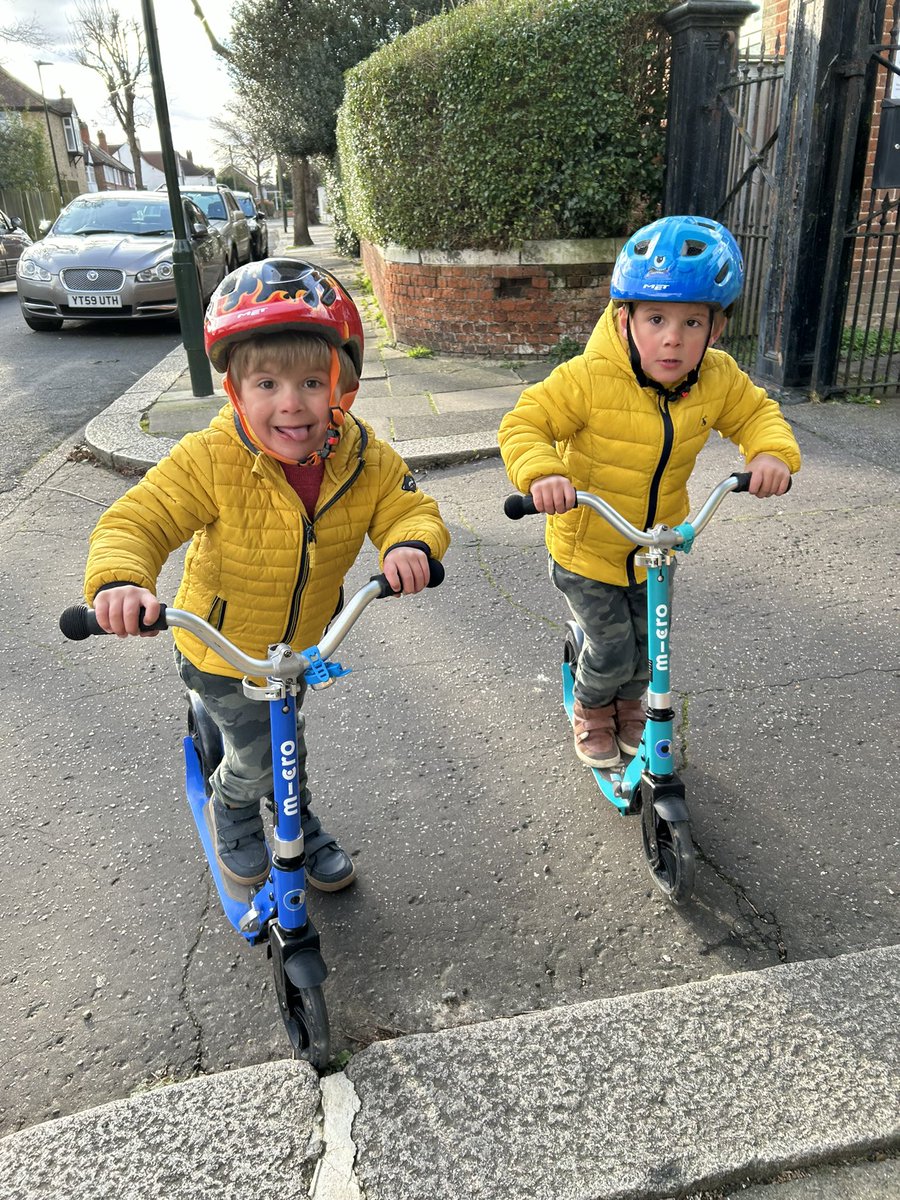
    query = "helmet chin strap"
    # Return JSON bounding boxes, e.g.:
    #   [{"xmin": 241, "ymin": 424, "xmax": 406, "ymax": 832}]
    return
[
  {"xmin": 224, "ymin": 347, "xmax": 359, "ymax": 467},
  {"xmin": 624, "ymin": 306, "xmax": 711, "ymax": 403}
]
